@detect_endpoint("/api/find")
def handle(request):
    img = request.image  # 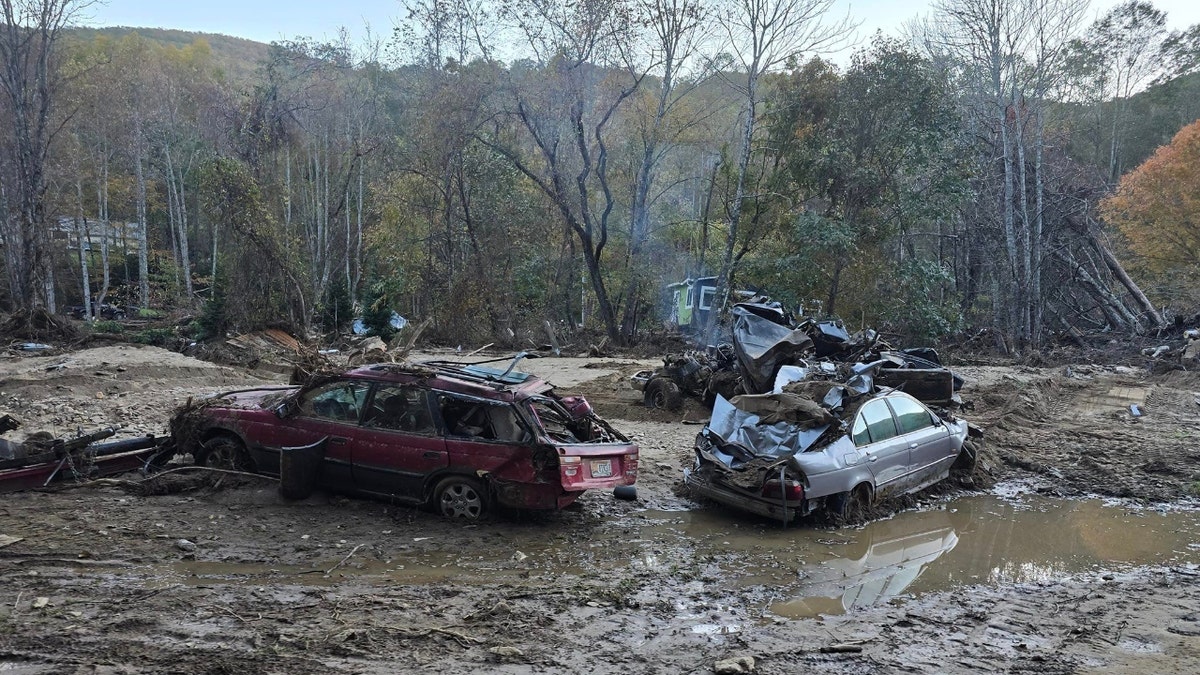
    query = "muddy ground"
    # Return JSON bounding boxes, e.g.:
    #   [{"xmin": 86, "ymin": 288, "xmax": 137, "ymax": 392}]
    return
[{"xmin": 1, "ymin": 344, "xmax": 1198, "ymax": 673}]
